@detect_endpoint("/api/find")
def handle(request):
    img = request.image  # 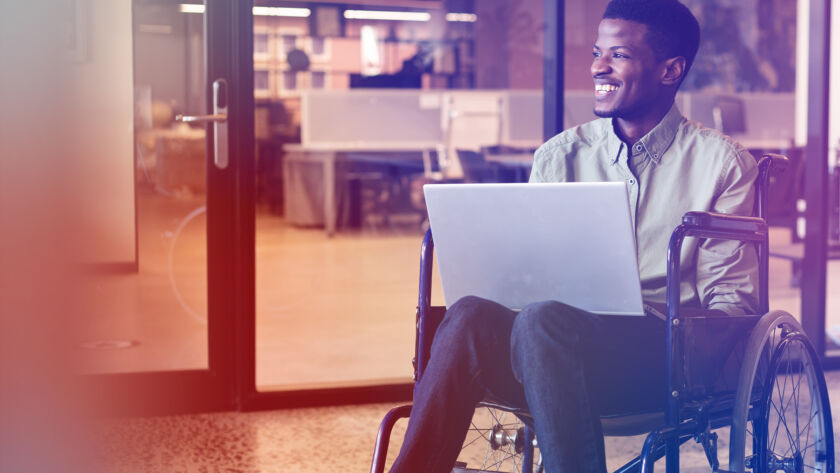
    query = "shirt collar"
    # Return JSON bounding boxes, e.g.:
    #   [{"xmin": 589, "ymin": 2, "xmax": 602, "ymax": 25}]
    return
[{"xmin": 605, "ymin": 103, "xmax": 683, "ymax": 165}]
